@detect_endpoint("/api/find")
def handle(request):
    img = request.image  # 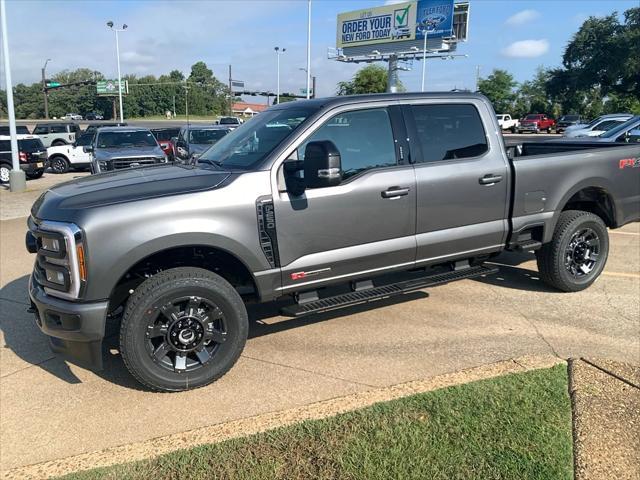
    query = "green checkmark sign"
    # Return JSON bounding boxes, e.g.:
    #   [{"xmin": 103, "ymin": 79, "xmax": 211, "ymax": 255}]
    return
[{"xmin": 396, "ymin": 6, "xmax": 409, "ymax": 26}]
